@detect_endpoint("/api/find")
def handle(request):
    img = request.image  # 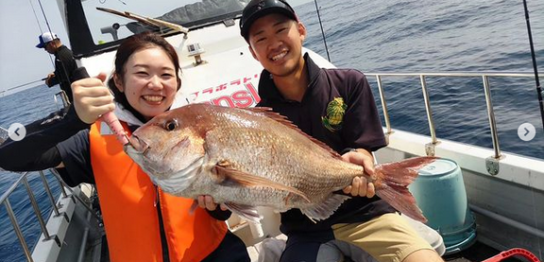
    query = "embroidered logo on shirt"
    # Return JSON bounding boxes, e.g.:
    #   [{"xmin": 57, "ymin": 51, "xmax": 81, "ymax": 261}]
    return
[{"xmin": 322, "ymin": 97, "xmax": 347, "ymax": 132}]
